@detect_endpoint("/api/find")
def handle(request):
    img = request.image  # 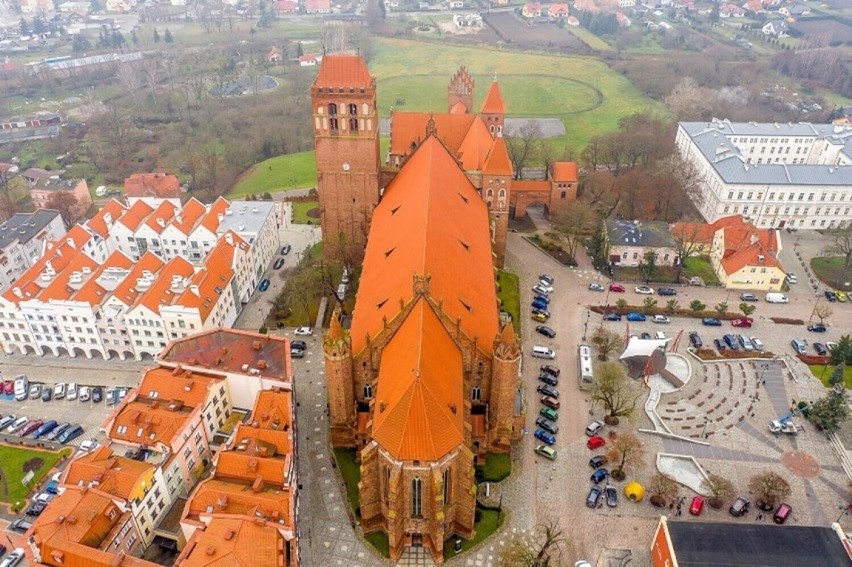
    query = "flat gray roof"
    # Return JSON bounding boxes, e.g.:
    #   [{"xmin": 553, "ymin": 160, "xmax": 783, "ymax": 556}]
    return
[
  {"xmin": 217, "ymin": 201, "xmax": 276, "ymax": 236},
  {"xmin": 0, "ymin": 210, "xmax": 61, "ymax": 249},
  {"xmin": 605, "ymin": 219, "xmax": 675, "ymax": 248}
]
